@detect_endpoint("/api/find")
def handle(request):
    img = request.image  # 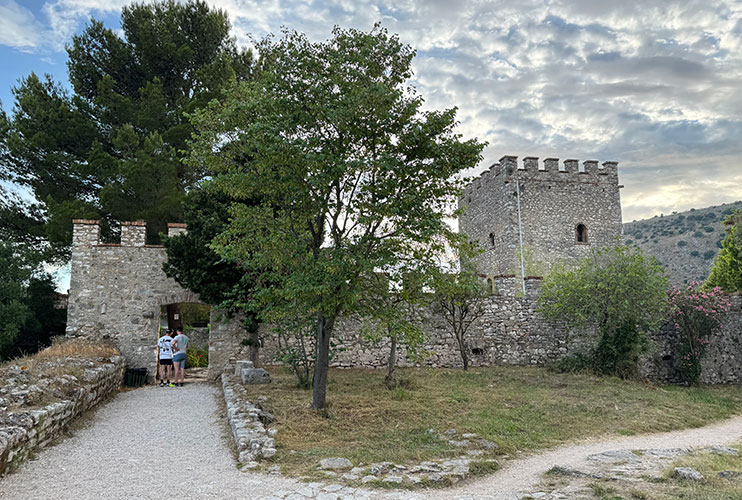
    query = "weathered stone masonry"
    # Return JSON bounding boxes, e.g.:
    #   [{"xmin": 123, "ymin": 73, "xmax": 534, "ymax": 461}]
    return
[
  {"xmin": 66, "ymin": 220, "xmax": 243, "ymax": 380},
  {"xmin": 459, "ymin": 156, "xmax": 623, "ymax": 278},
  {"xmin": 0, "ymin": 356, "xmax": 124, "ymax": 476}
]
